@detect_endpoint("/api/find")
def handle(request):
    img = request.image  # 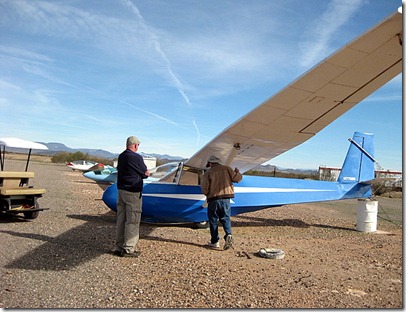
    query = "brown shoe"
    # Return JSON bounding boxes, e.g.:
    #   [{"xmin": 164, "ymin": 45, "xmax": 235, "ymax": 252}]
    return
[
  {"xmin": 113, "ymin": 250, "xmax": 123, "ymax": 257},
  {"xmin": 110, "ymin": 249, "xmax": 123, "ymax": 257}
]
